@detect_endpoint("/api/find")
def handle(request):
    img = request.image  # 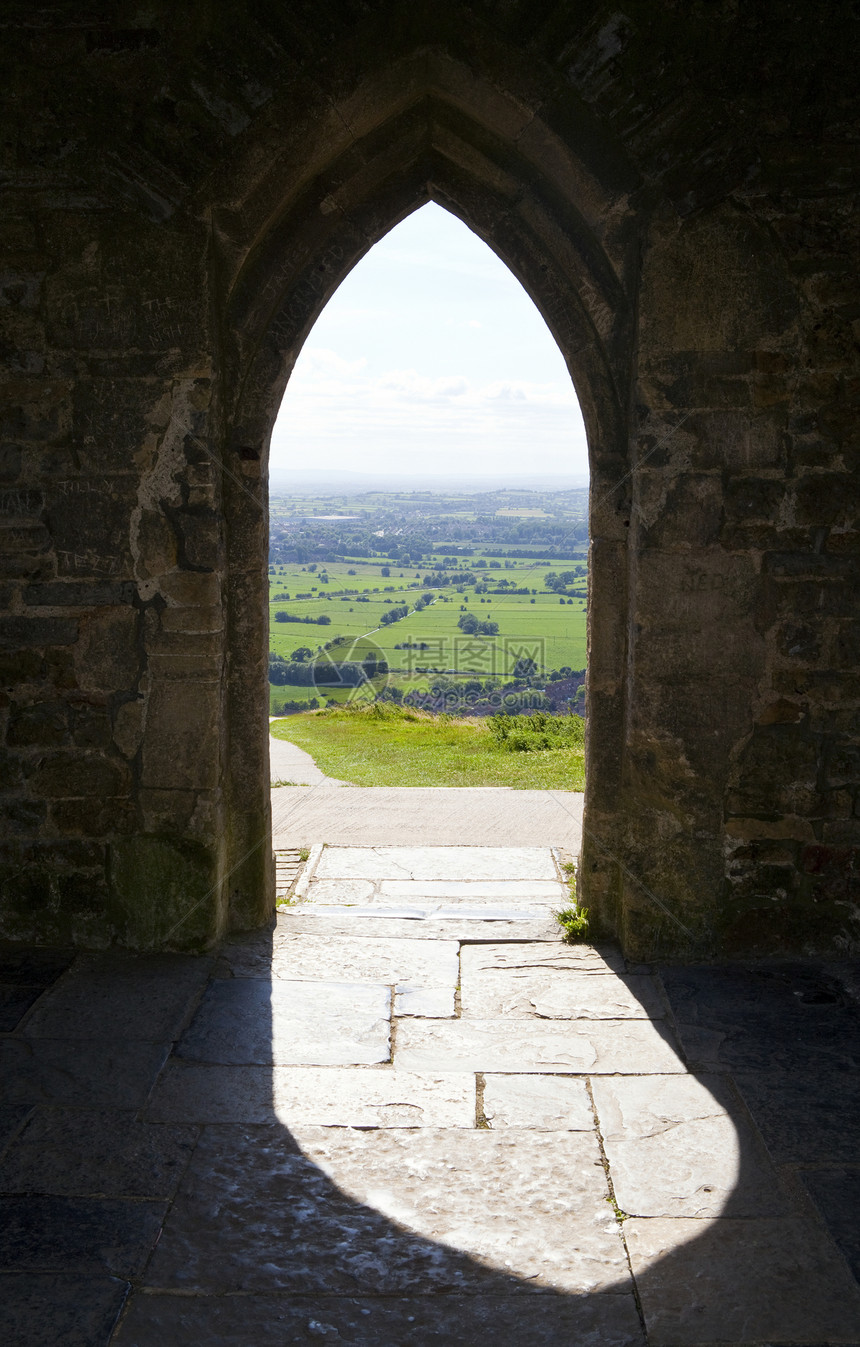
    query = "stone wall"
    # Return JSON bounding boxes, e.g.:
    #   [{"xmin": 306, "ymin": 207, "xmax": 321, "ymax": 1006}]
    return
[{"xmin": 0, "ymin": 2, "xmax": 857, "ymax": 957}]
